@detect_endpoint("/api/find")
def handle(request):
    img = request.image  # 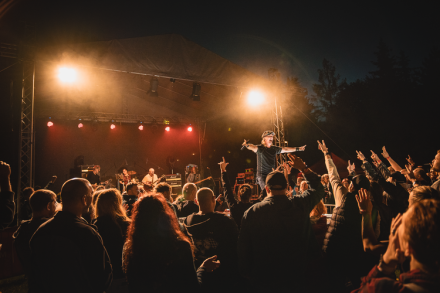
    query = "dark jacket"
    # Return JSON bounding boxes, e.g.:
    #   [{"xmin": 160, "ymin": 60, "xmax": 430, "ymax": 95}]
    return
[
  {"xmin": 353, "ymin": 265, "xmax": 440, "ymax": 293},
  {"xmin": 13, "ymin": 217, "xmax": 50, "ymax": 277},
  {"xmin": 30, "ymin": 211, "xmax": 112, "ymax": 293},
  {"xmin": 175, "ymin": 200, "xmax": 199, "ymax": 218},
  {"xmin": 184, "ymin": 212, "xmax": 239, "ymax": 291},
  {"xmin": 0, "ymin": 190, "xmax": 15, "ymax": 229},
  {"xmin": 221, "ymin": 171, "xmax": 253, "ymax": 229},
  {"xmin": 93, "ymin": 215, "xmax": 130, "ymax": 279},
  {"xmin": 238, "ymin": 170, "xmax": 324, "ymax": 292},
  {"xmin": 324, "ymin": 157, "xmax": 377, "ymax": 291}
]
